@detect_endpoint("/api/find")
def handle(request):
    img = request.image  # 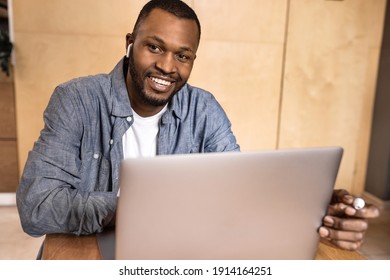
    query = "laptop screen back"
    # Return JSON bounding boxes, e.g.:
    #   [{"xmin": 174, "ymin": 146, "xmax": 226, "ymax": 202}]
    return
[{"xmin": 116, "ymin": 147, "xmax": 343, "ymax": 260}]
